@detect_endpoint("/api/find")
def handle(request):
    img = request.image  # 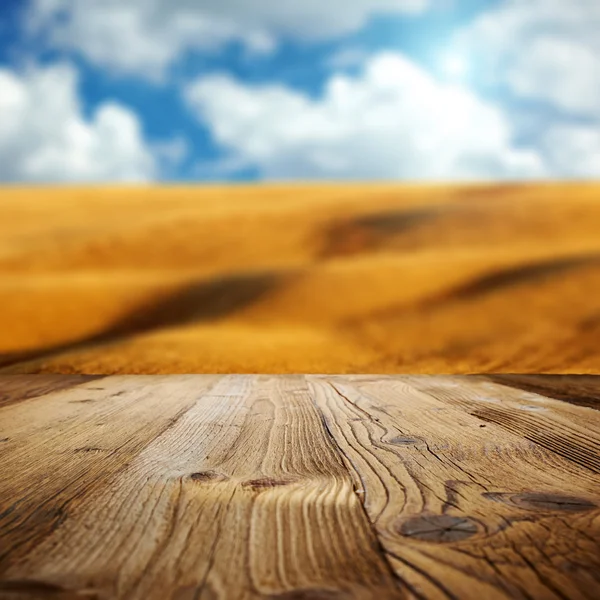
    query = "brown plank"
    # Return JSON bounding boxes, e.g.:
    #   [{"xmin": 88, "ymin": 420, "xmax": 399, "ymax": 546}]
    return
[
  {"xmin": 309, "ymin": 375, "xmax": 600, "ymax": 600},
  {"xmin": 486, "ymin": 375, "xmax": 600, "ymax": 411},
  {"xmin": 0, "ymin": 375, "xmax": 102, "ymax": 409},
  {"xmin": 0, "ymin": 375, "xmax": 403, "ymax": 599},
  {"xmin": 0, "ymin": 375, "xmax": 221, "ymax": 572},
  {"xmin": 405, "ymin": 376, "xmax": 600, "ymax": 475}
]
